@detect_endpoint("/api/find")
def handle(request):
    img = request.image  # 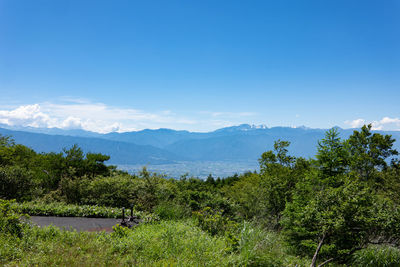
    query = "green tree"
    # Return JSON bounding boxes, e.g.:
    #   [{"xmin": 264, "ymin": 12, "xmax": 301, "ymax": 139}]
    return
[
  {"xmin": 316, "ymin": 128, "xmax": 349, "ymax": 177},
  {"xmin": 224, "ymin": 172, "xmax": 265, "ymax": 219},
  {"xmin": 348, "ymin": 124, "xmax": 398, "ymax": 182},
  {"xmin": 85, "ymin": 152, "xmax": 111, "ymax": 178},
  {"xmin": 0, "ymin": 166, "xmax": 34, "ymax": 200},
  {"xmin": 257, "ymin": 140, "xmax": 304, "ymax": 228},
  {"xmin": 259, "ymin": 139, "xmax": 295, "ymax": 172},
  {"xmin": 63, "ymin": 144, "xmax": 85, "ymax": 178},
  {"xmin": 283, "ymin": 179, "xmax": 400, "ymax": 266}
]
